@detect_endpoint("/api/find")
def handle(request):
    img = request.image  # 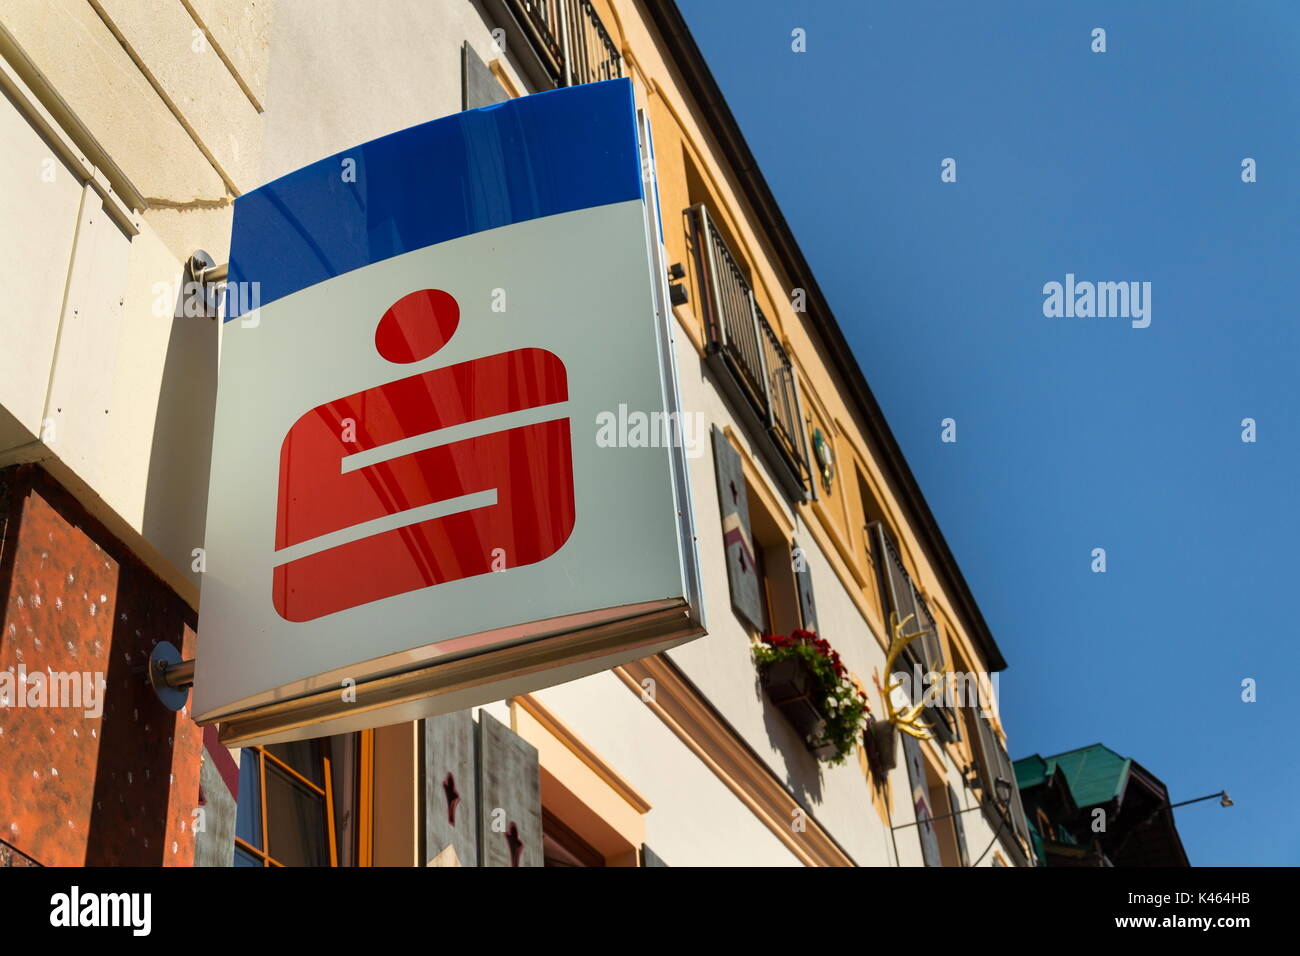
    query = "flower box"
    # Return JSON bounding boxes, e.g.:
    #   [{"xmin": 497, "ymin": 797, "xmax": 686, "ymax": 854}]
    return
[
  {"xmin": 761, "ymin": 656, "xmax": 828, "ymax": 747},
  {"xmin": 753, "ymin": 629, "xmax": 868, "ymax": 766}
]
